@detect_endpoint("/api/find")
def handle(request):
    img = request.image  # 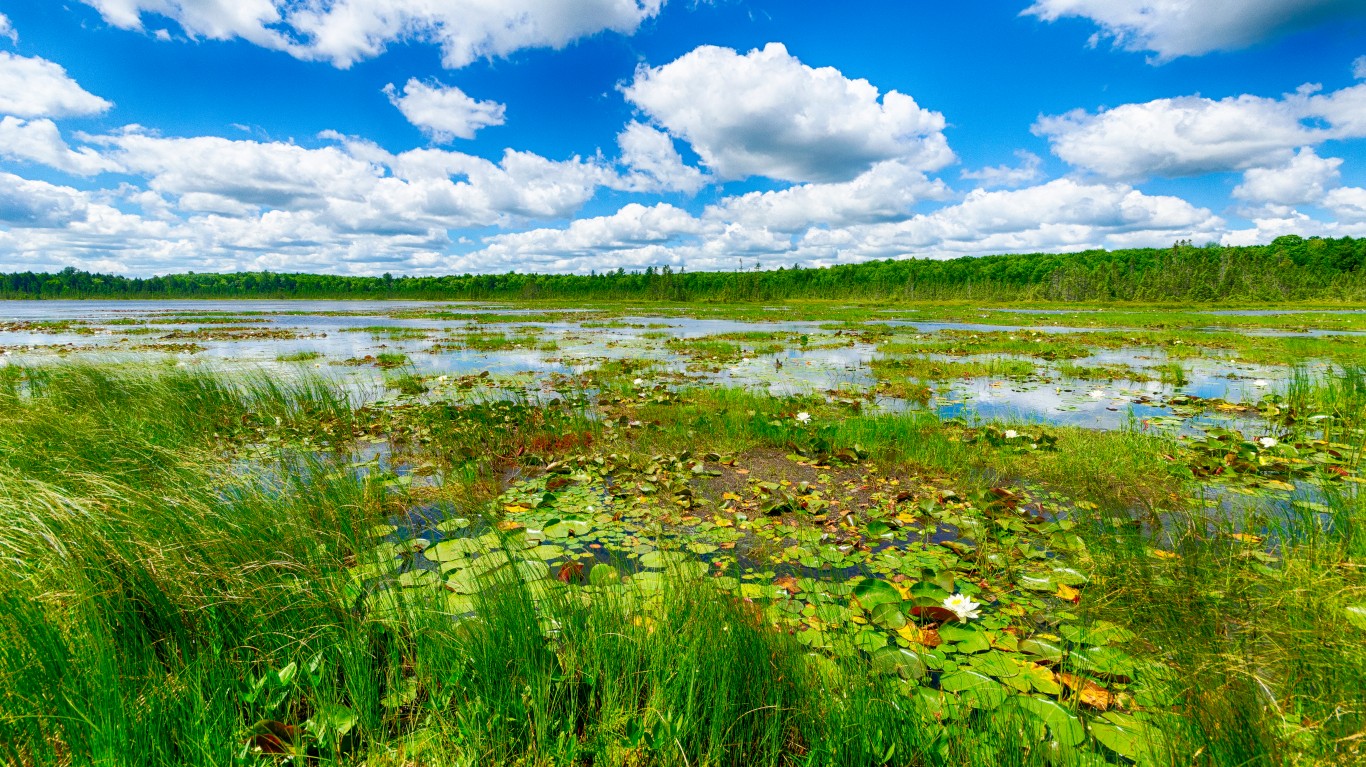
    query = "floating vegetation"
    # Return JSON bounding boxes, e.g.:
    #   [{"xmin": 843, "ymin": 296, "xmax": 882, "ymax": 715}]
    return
[{"xmin": 1, "ymin": 302, "xmax": 1364, "ymax": 766}]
